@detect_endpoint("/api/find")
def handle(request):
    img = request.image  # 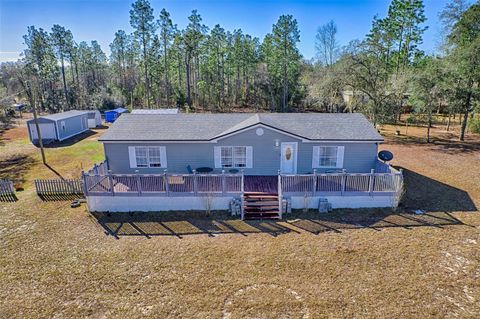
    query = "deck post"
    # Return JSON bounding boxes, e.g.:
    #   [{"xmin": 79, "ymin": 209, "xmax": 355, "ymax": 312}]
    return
[
  {"xmin": 368, "ymin": 169, "xmax": 374, "ymax": 196},
  {"xmin": 278, "ymin": 170, "xmax": 283, "ymax": 219},
  {"xmin": 135, "ymin": 170, "xmax": 142, "ymax": 196},
  {"xmin": 193, "ymin": 170, "xmax": 198, "ymax": 195},
  {"xmin": 313, "ymin": 169, "xmax": 317, "ymax": 196},
  {"xmin": 164, "ymin": 169, "xmax": 169, "ymax": 196},
  {"xmin": 94, "ymin": 164, "xmax": 98, "ymax": 175},
  {"xmin": 221, "ymin": 170, "xmax": 226, "ymax": 195},
  {"xmin": 341, "ymin": 169, "xmax": 347, "ymax": 196},
  {"xmin": 108, "ymin": 170, "xmax": 115, "ymax": 196},
  {"xmin": 81, "ymin": 171, "xmax": 88, "ymax": 197}
]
